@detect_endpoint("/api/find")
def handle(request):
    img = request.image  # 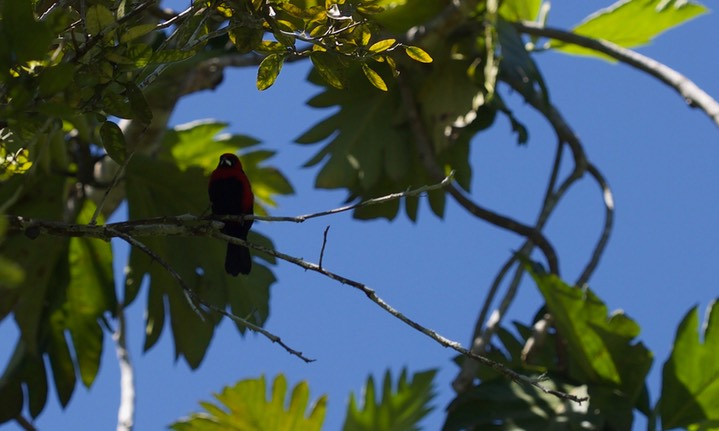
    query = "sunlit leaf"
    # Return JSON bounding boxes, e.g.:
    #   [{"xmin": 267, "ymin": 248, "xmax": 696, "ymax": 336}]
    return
[
  {"xmin": 257, "ymin": 53, "xmax": 285, "ymax": 90},
  {"xmin": 660, "ymin": 301, "xmax": 719, "ymax": 430},
  {"xmin": 404, "ymin": 45, "xmax": 432, "ymax": 63},
  {"xmin": 343, "ymin": 368, "xmax": 436, "ymax": 431},
  {"xmin": 361, "ymin": 64, "xmax": 387, "ymax": 91},
  {"xmin": 368, "ymin": 38, "xmax": 396, "ymax": 53},
  {"xmin": 551, "ymin": 0, "xmax": 708, "ymax": 60},
  {"xmin": 171, "ymin": 374, "xmax": 327, "ymax": 431}
]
